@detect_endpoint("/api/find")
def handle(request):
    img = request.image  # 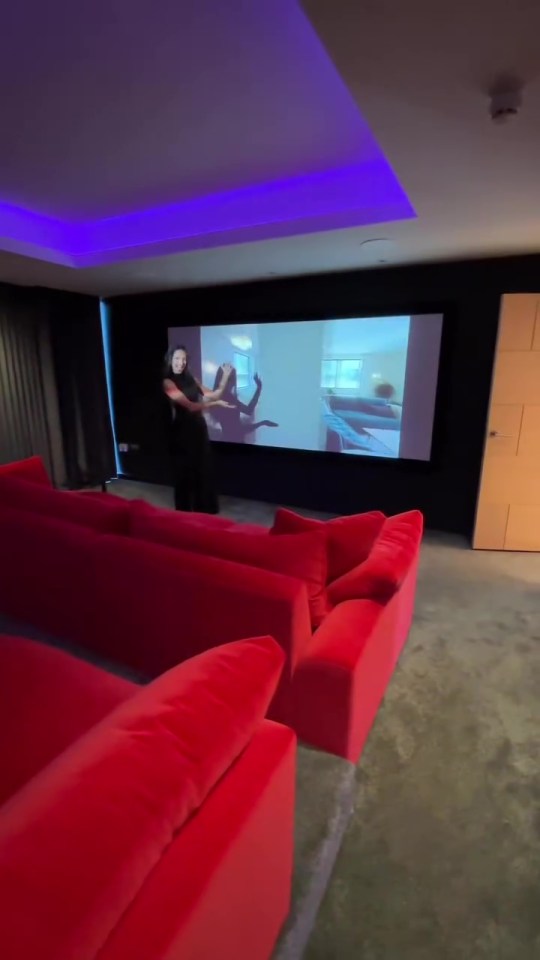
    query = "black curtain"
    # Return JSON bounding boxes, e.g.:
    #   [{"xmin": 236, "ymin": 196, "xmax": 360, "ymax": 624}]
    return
[
  {"xmin": 0, "ymin": 283, "xmax": 65, "ymax": 483},
  {"xmin": 48, "ymin": 291, "xmax": 115, "ymax": 487},
  {"xmin": 0, "ymin": 282, "xmax": 115, "ymax": 488}
]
